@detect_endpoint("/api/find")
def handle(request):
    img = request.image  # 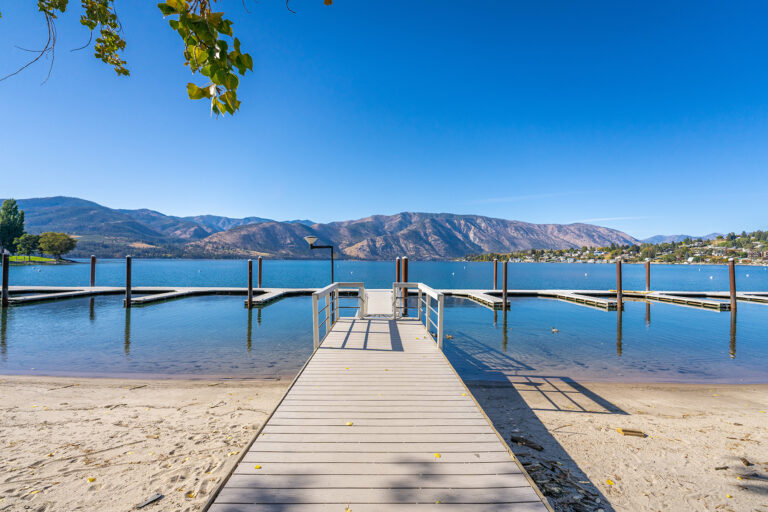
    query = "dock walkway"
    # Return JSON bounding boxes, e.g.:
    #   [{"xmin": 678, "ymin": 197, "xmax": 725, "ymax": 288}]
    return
[{"xmin": 208, "ymin": 310, "xmax": 548, "ymax": 510}]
